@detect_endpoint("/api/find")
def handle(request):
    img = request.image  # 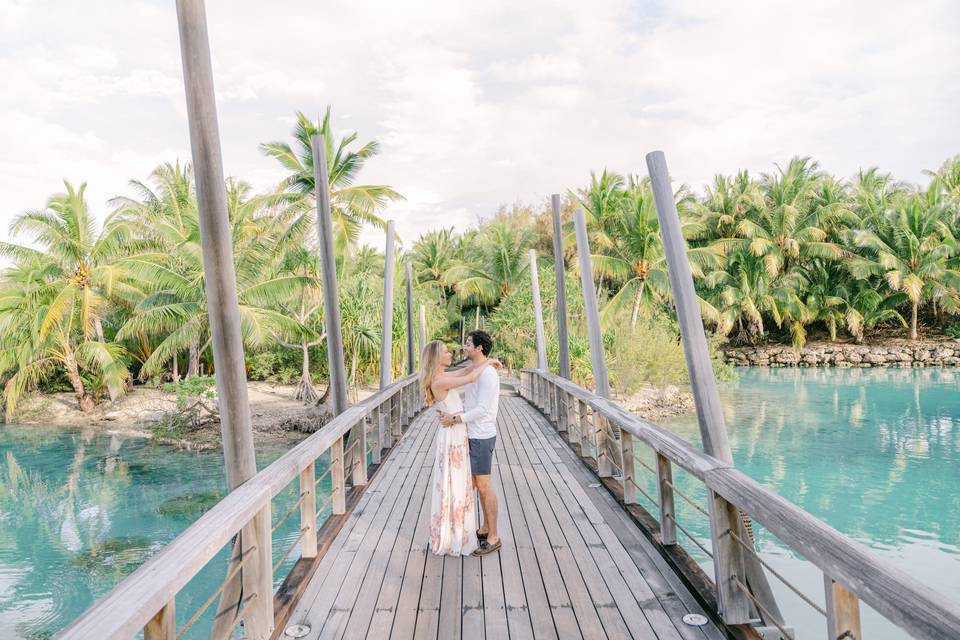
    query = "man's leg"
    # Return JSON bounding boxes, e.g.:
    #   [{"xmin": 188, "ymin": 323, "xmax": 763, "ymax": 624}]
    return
[{"xmin": 474, "ymin": 474, "xmax": 498, "ymax": 543}]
